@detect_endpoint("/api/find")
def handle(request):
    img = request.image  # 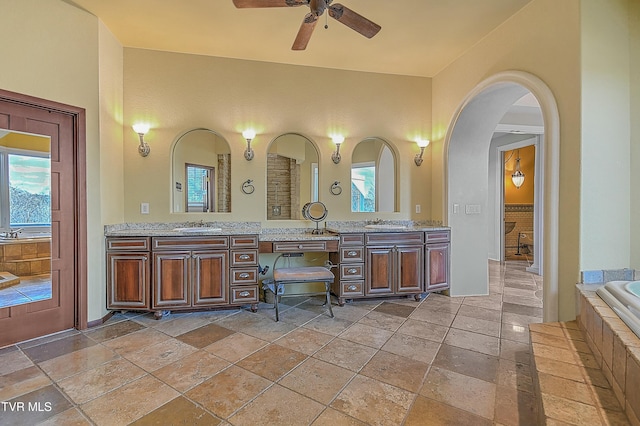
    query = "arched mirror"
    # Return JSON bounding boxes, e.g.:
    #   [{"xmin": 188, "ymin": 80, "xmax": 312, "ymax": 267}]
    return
[
  {"xmin": 266, "ymin": 133, "xmax": 319, "ymax": 220},
  {"xmin": 171, "ymin": 129, "xmax": 231, "ymax": 213},
  {"xmin": 351, "ymin": 137, "xmax": 397, "ymax": 212}
]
